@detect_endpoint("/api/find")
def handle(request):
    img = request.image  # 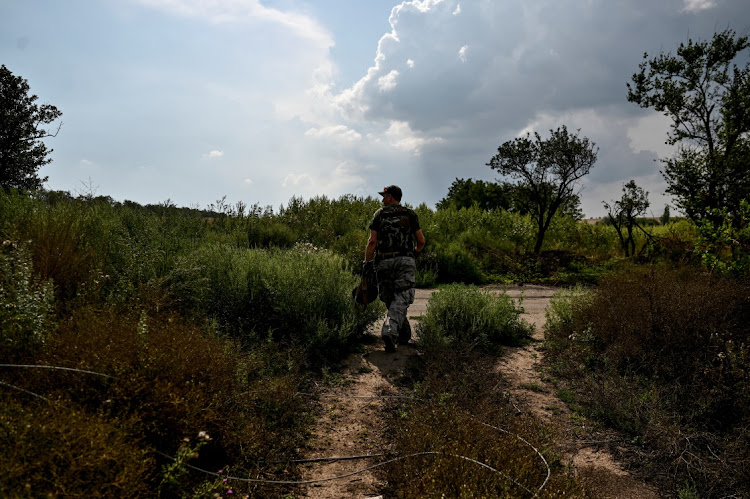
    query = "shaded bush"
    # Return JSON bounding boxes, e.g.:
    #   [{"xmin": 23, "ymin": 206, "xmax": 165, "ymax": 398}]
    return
[
  {"xmin": 169, "ymin": 243, "xmax": 384, "ymax": 365},
  {"xmin": 417, "ymin": 284, "xmax": 532, "ymax": 354},
  {"xmin": 0, "ymin": 241, "xmax": 54, "ymax": 360},
  {"xmin": 0, "ymin": 396, "xmax": 152, "ymax": 498},
  {"xmin": 1, "ymin": 307, "xmax": 309, "ymax": 497},
  {"xmin": 544, "ymin": 265, "xmax": 750, "ymax": 497}
]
